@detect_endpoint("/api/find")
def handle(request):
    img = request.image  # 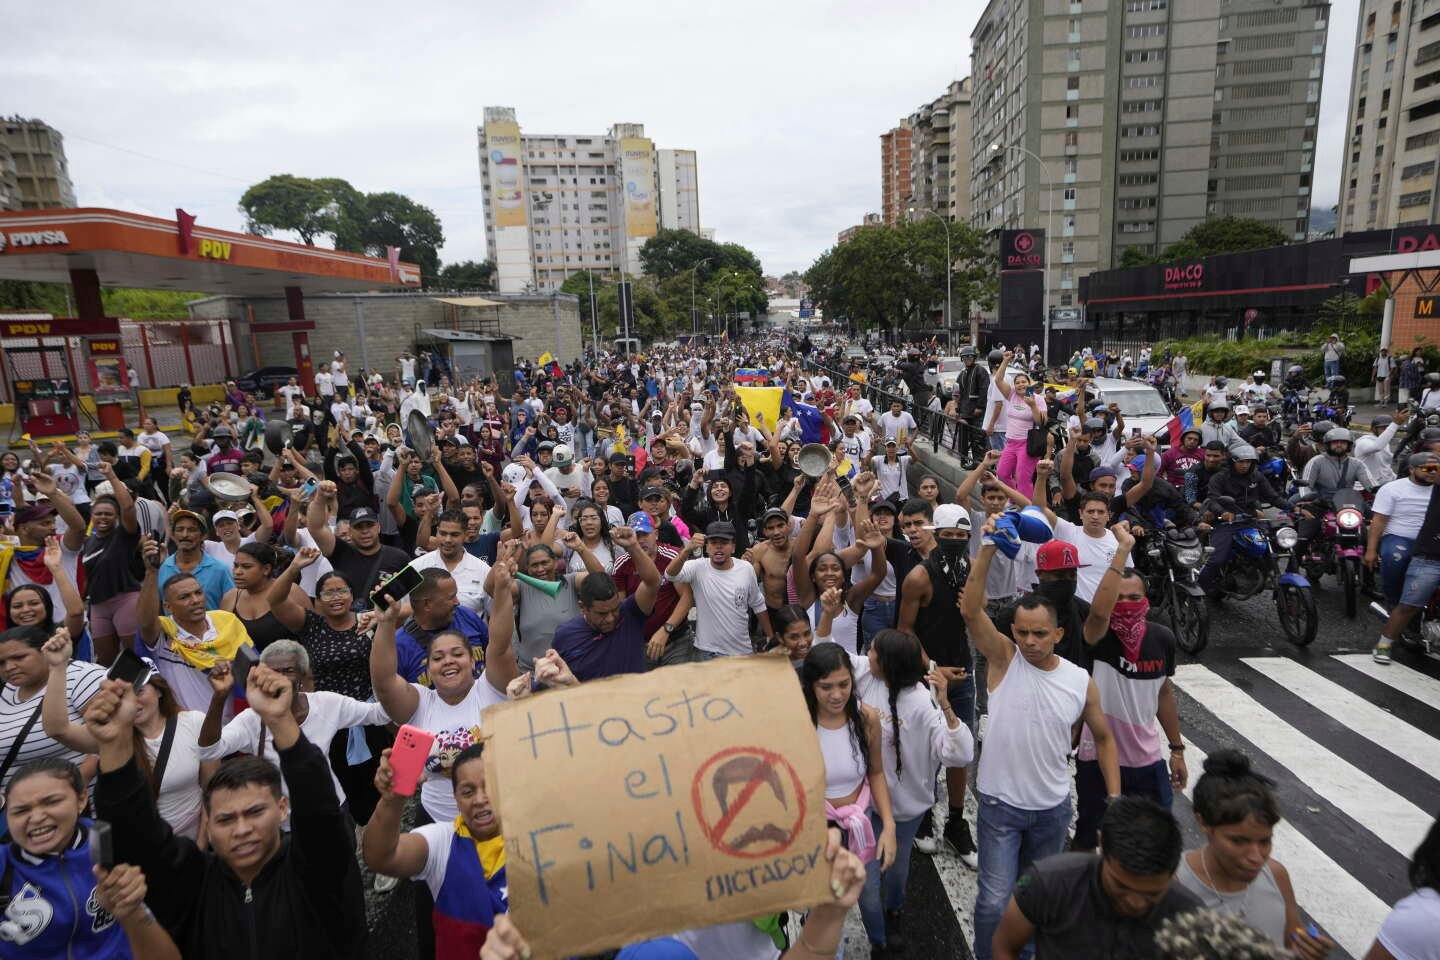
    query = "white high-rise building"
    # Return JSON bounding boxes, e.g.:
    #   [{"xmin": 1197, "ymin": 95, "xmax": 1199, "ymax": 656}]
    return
[{"xmin": 478, "ymin": 108, "xmax": 704, "ymax": 292}]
